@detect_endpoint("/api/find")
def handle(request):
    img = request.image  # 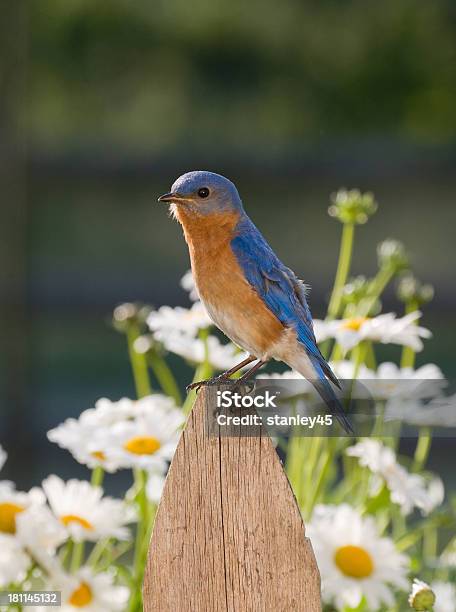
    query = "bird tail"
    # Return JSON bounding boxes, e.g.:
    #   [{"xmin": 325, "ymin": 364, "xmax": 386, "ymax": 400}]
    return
[{"xmin": 309, "ymin": 361, "xmax": 354, "ymax": 435}]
